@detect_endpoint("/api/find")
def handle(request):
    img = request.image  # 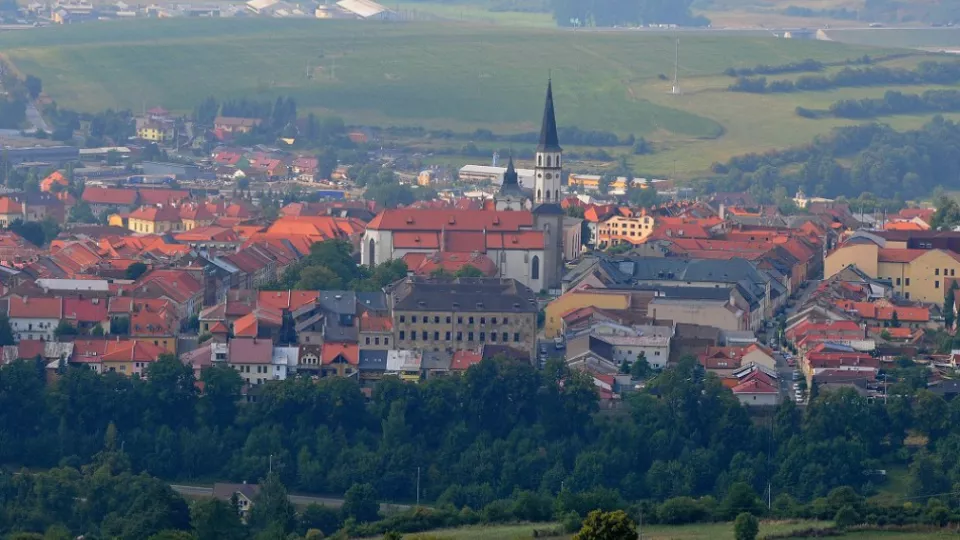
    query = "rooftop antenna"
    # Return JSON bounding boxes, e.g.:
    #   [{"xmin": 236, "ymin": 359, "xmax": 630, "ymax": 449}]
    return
[{"xmin": 671, "ymin": 38, "xmax": 682, "ymax": 95}]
